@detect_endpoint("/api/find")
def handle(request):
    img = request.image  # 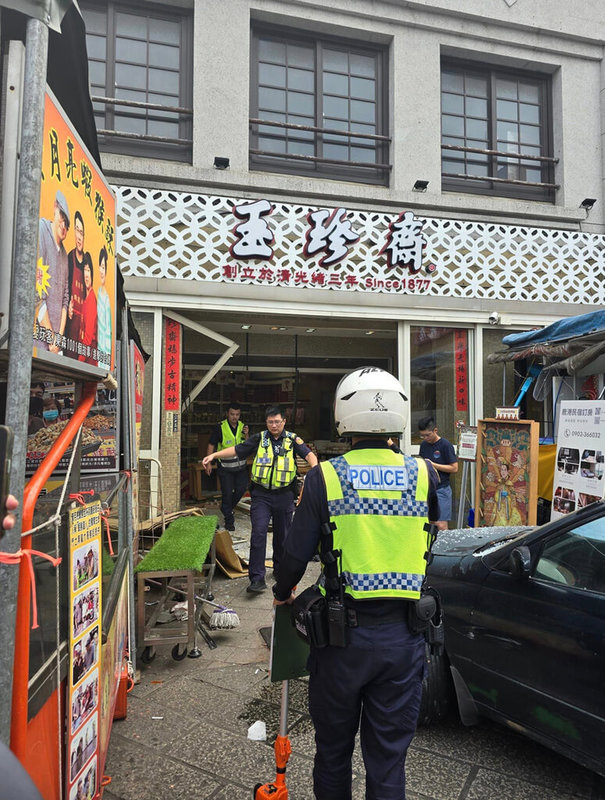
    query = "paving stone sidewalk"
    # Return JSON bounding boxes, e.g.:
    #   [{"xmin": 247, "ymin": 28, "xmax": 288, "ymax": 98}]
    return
[{"xmin": 102, "ymin": 506, "xmax": 603, "ymax": 800}]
